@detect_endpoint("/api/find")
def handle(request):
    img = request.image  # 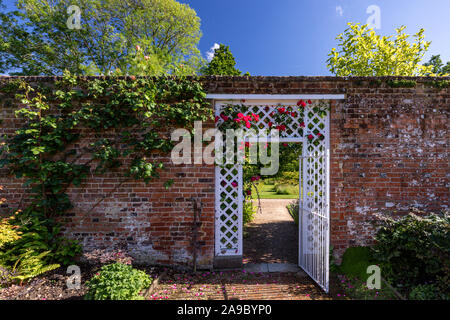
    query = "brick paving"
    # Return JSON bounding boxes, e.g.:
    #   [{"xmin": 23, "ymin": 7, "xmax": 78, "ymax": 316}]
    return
[{"xmin": 149, "ymin": 270, "xmax": 330, "ymax": 300}]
